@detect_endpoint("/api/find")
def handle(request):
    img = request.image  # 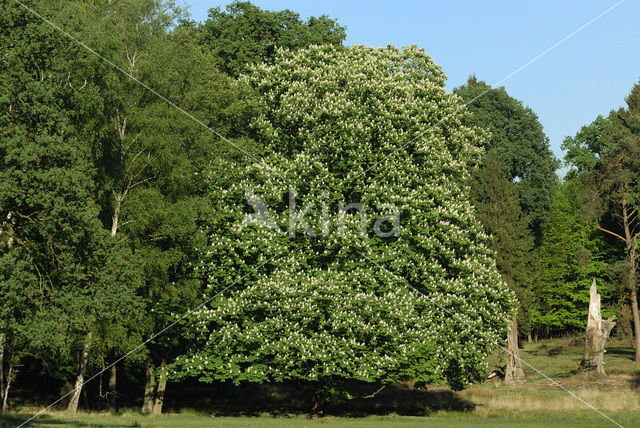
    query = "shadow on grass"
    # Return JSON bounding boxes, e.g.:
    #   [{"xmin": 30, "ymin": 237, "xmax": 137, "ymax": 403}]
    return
[
  {"xmin": 163, "ymin": 380, "xmax": 475, "ymax": 418},
  {"xmin": 1, "ymin": 412, "xmax": 140, "ymax": 428},
  {"xmin": 607, "ymin": 347, "xmax": 636, "ymax": 360},
  {"xmin": 321, "ymin": 384, "xmax": 475, "ymax": 417}
]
